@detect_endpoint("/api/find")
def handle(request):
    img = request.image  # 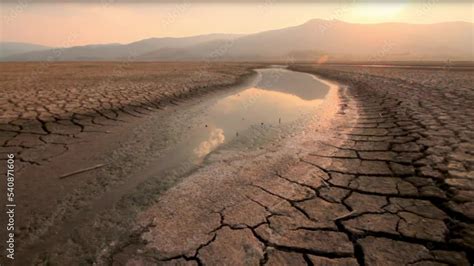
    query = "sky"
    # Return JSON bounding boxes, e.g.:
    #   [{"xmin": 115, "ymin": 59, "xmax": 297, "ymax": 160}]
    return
[{"xmin": 1, "ymin": 1, "xmax": 473, "ymax": 47}]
